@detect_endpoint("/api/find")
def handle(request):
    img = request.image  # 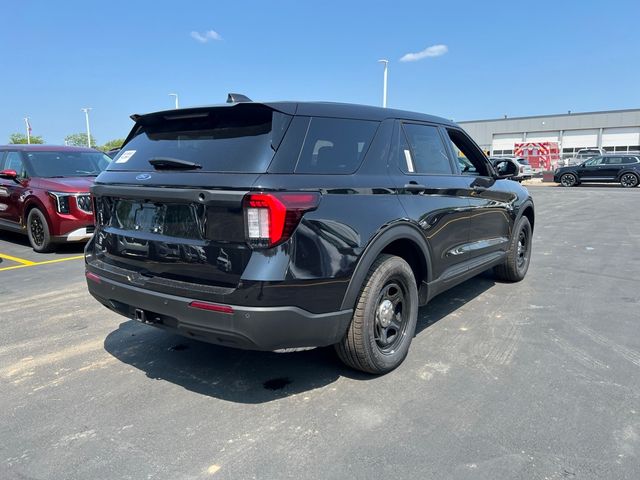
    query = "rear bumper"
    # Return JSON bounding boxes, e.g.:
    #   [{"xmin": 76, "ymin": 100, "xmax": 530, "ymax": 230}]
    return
[{"xmin": 86, "ymin": 272, "xmax": 352, "ymax": 351}]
